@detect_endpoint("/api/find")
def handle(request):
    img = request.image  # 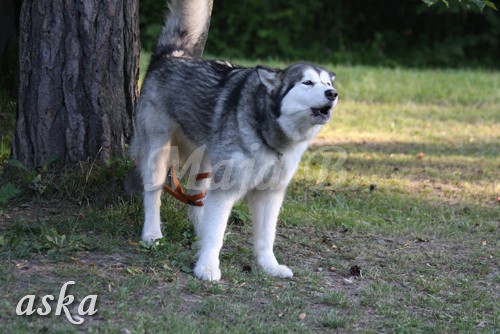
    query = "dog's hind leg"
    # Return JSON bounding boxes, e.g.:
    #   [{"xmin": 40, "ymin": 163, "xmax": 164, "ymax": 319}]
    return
[
  {"xmin": 187, "ymin": 158, "xmax": 211, "ymax": 237},
  {"xmin": 248, "ymin": 188, "xmax": 293, "ymax": 278},
  {"xmin": 139, "ymin": 132, "xmax": 171, "ymax": 243}
]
